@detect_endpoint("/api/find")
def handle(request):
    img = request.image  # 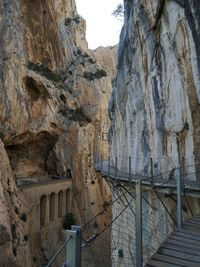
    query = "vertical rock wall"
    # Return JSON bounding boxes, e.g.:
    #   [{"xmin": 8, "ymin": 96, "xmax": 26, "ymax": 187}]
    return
[
  {"xmin": 109, "ymin": 0, "xmax": 200, "ymax": 266},
  {"xmin": 0, "ymin": 0, "xmax": 117, "ymax": 266}
]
